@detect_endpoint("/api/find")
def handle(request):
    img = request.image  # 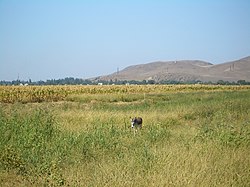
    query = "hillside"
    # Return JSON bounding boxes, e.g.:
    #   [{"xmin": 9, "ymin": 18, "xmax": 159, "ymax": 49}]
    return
[{"xmin": 96, "ymin": 56, "xmax": 250, "ymax": 83}]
